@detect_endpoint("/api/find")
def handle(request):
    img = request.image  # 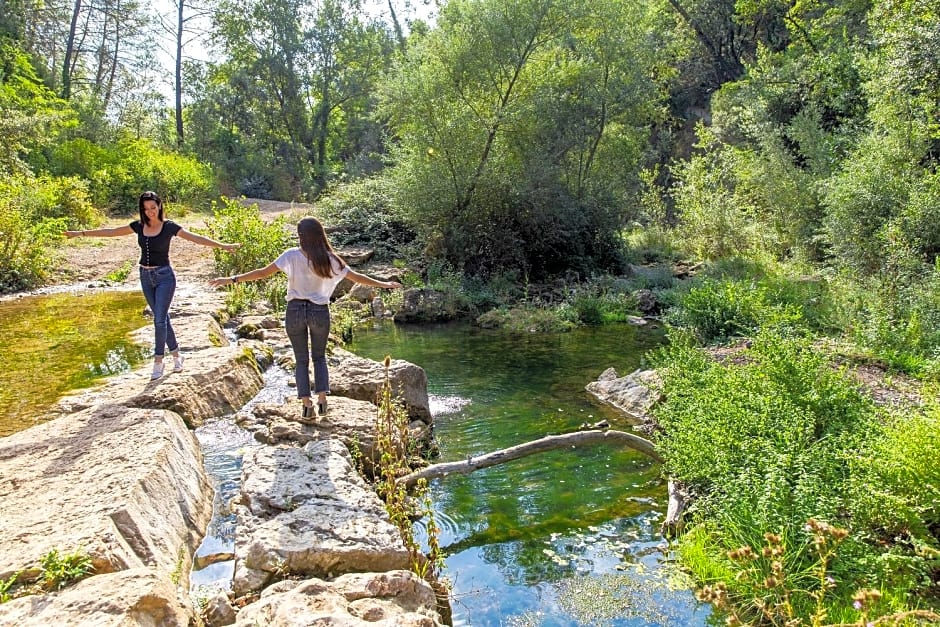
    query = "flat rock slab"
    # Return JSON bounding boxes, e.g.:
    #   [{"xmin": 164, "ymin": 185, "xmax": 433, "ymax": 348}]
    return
[
  {"xmin": 237, "ymin": 397, "xmax": 431, "ymax": 465},
  {"xmin": 55, "ymin": 345, "xmax": 265, "ymax": 428},
  {"xmin": 233, "ymin": 440, "xmax": 411, "ymax": 596},
  {"xmin": 0, "ymin": 568, "xmax": 194, "ymax": 627},
  {"xmin": 0, "ymin": 404, "xmax": 213, "ymax": 584},
  {"xmin": 236, "ymin": 570, "xmax": 444, "ymax": 626}
]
